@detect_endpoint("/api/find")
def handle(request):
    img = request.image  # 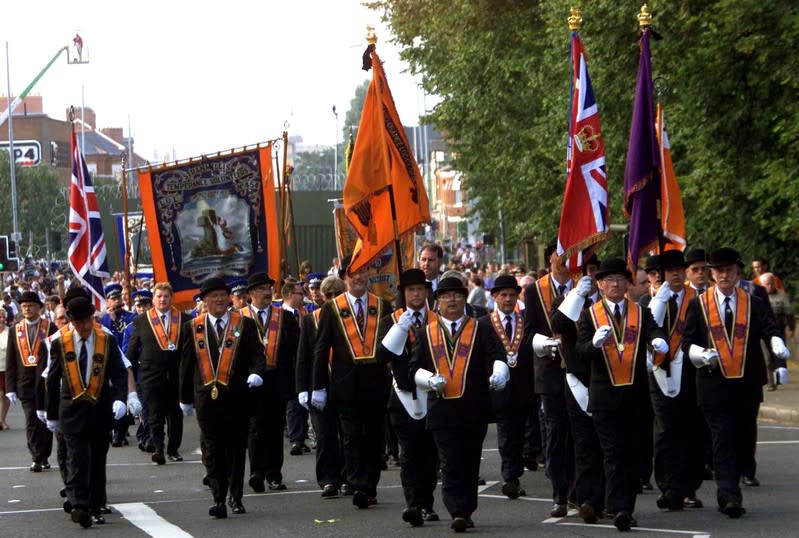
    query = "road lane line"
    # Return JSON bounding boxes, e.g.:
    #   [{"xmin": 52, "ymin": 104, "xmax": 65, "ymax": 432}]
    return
[
  {"xmin": 112, "ymin": 502, "xmax": 193, "ymax": 538},
  {"xmin": 553, "ymin": 521, "xmax": 708, "ymax": 535},
  {"xmin": 757, "ymin": 440, "xmax": 799, "ymax": 445}
]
